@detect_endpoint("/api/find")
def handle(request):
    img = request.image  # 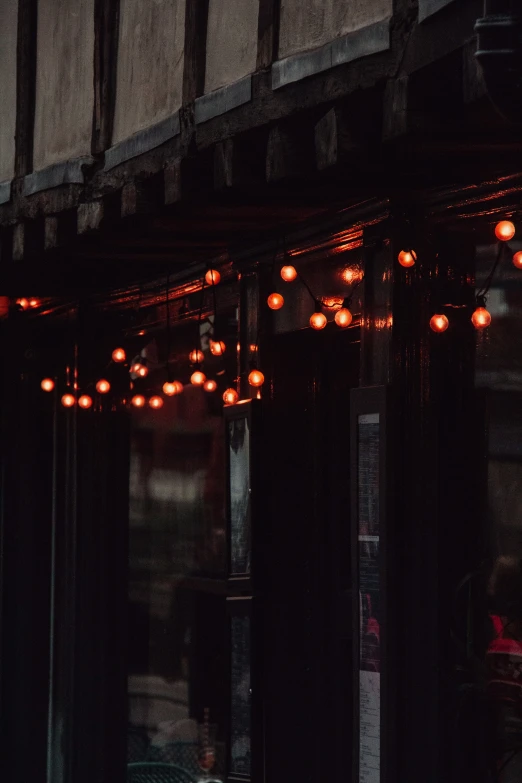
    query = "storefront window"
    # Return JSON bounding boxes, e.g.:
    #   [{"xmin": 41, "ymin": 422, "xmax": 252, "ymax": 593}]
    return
[
  {"xmin": 475, "ymin": 234, "xmax": 522, "ymax": 781},
  {"xmin": 127, "ymin": 348, "xmax": 229, "ymax": 777}
]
